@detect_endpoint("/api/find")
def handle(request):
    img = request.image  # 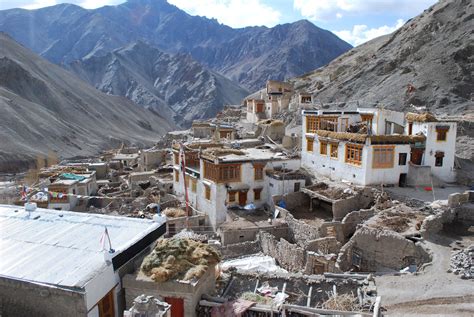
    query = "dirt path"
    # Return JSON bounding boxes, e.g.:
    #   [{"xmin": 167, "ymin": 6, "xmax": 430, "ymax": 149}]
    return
[{"xmin": 375, "ymin": 233, "xmax": 474, "ymax": 316}]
